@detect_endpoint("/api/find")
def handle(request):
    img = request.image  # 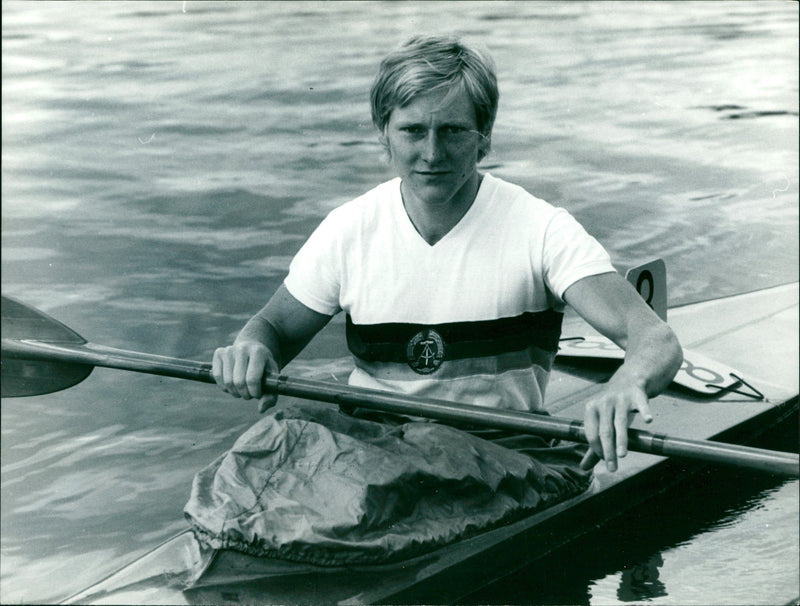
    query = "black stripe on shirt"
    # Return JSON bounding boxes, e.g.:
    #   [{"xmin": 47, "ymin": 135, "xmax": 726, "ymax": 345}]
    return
[{"xmin": 346, "ymin": 310, "xmax": 563, "ymax": 364}]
